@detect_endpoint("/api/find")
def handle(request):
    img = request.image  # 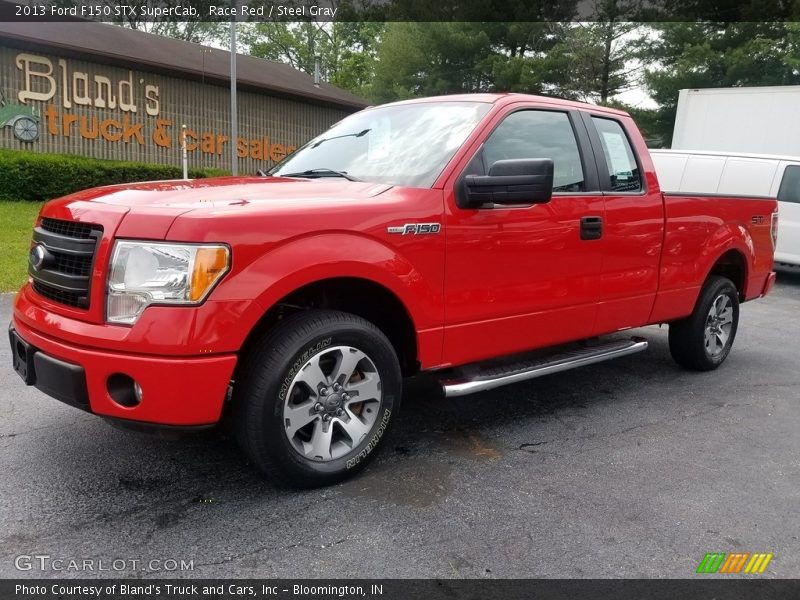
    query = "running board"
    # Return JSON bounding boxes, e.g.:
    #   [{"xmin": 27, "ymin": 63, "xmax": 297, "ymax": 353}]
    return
[{"xmin": 440, "ymin": 337, "xmax": 648, "ymax": 398}]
